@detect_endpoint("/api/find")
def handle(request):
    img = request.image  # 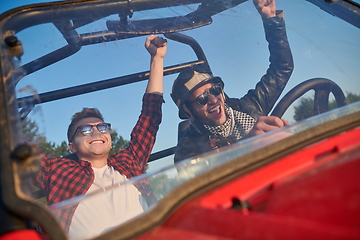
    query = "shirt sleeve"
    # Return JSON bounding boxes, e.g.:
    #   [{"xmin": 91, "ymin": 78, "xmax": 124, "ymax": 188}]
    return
[
  {"xmin": 110, "ymin": 93, "xmax": 163, "ymax": 178},
  {"xmin": 32, "ymin": 155, "xmax": 52, "ymax": 194},
  {"xmin": 236, "ymin": 10, "xmax": 294, "ymax": 119}
]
